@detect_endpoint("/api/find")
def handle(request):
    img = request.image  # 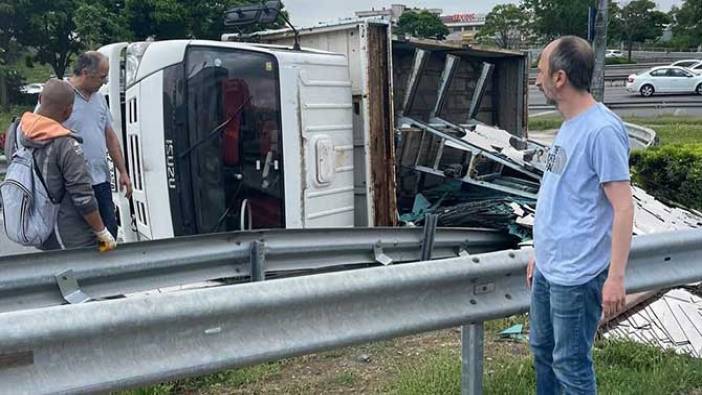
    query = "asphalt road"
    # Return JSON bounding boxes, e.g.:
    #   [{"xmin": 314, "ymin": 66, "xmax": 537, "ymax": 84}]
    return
[
  {"xmin": 528, "ymin": 84, "xmax": 702, "ymax": 107},
  {"xmin": 528, "ymin": 63, "xmax": 667, "ymax": 82}
]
